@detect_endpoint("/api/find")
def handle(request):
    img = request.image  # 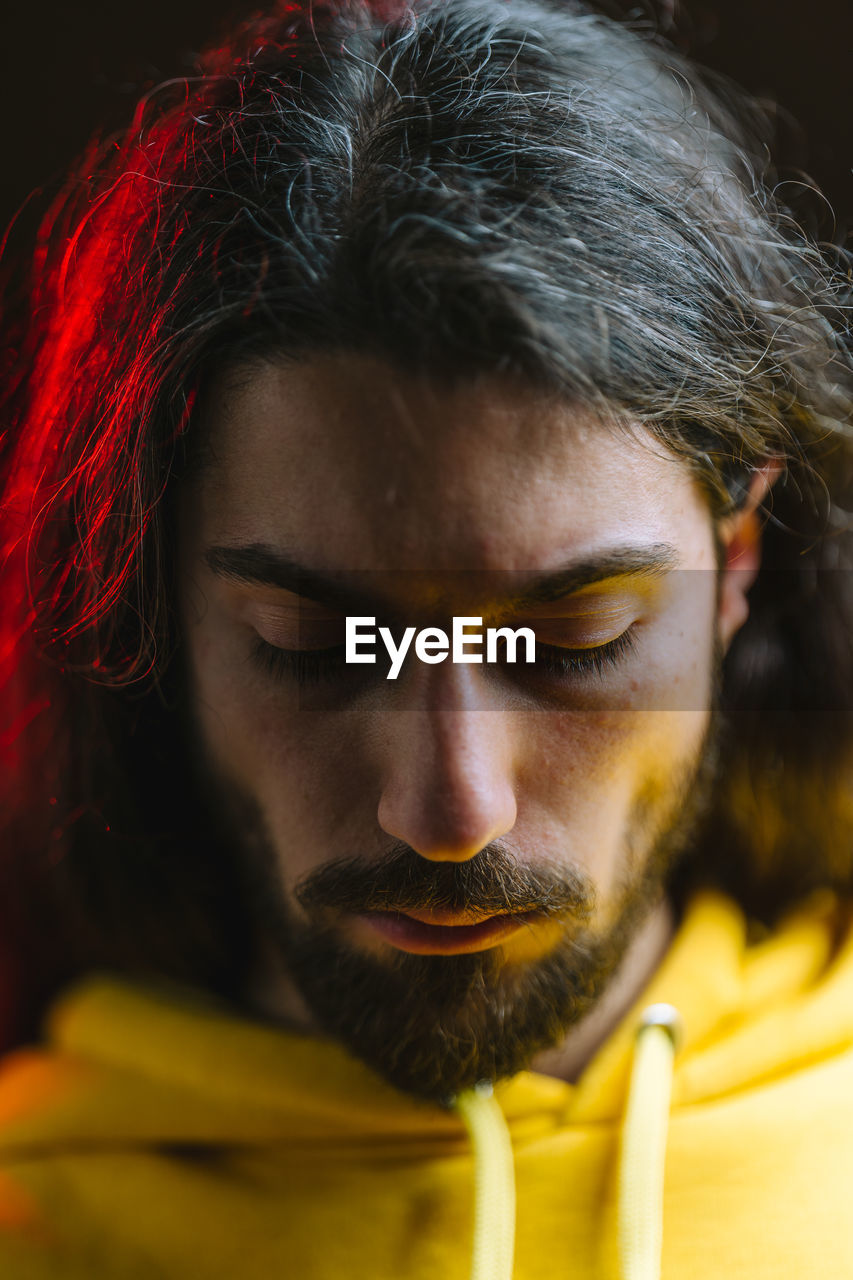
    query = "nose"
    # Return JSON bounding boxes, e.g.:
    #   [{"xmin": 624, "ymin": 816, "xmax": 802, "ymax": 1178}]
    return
[{"xmin": 376, "ymin": 669, "xmax": 518, "ymax": 862}]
